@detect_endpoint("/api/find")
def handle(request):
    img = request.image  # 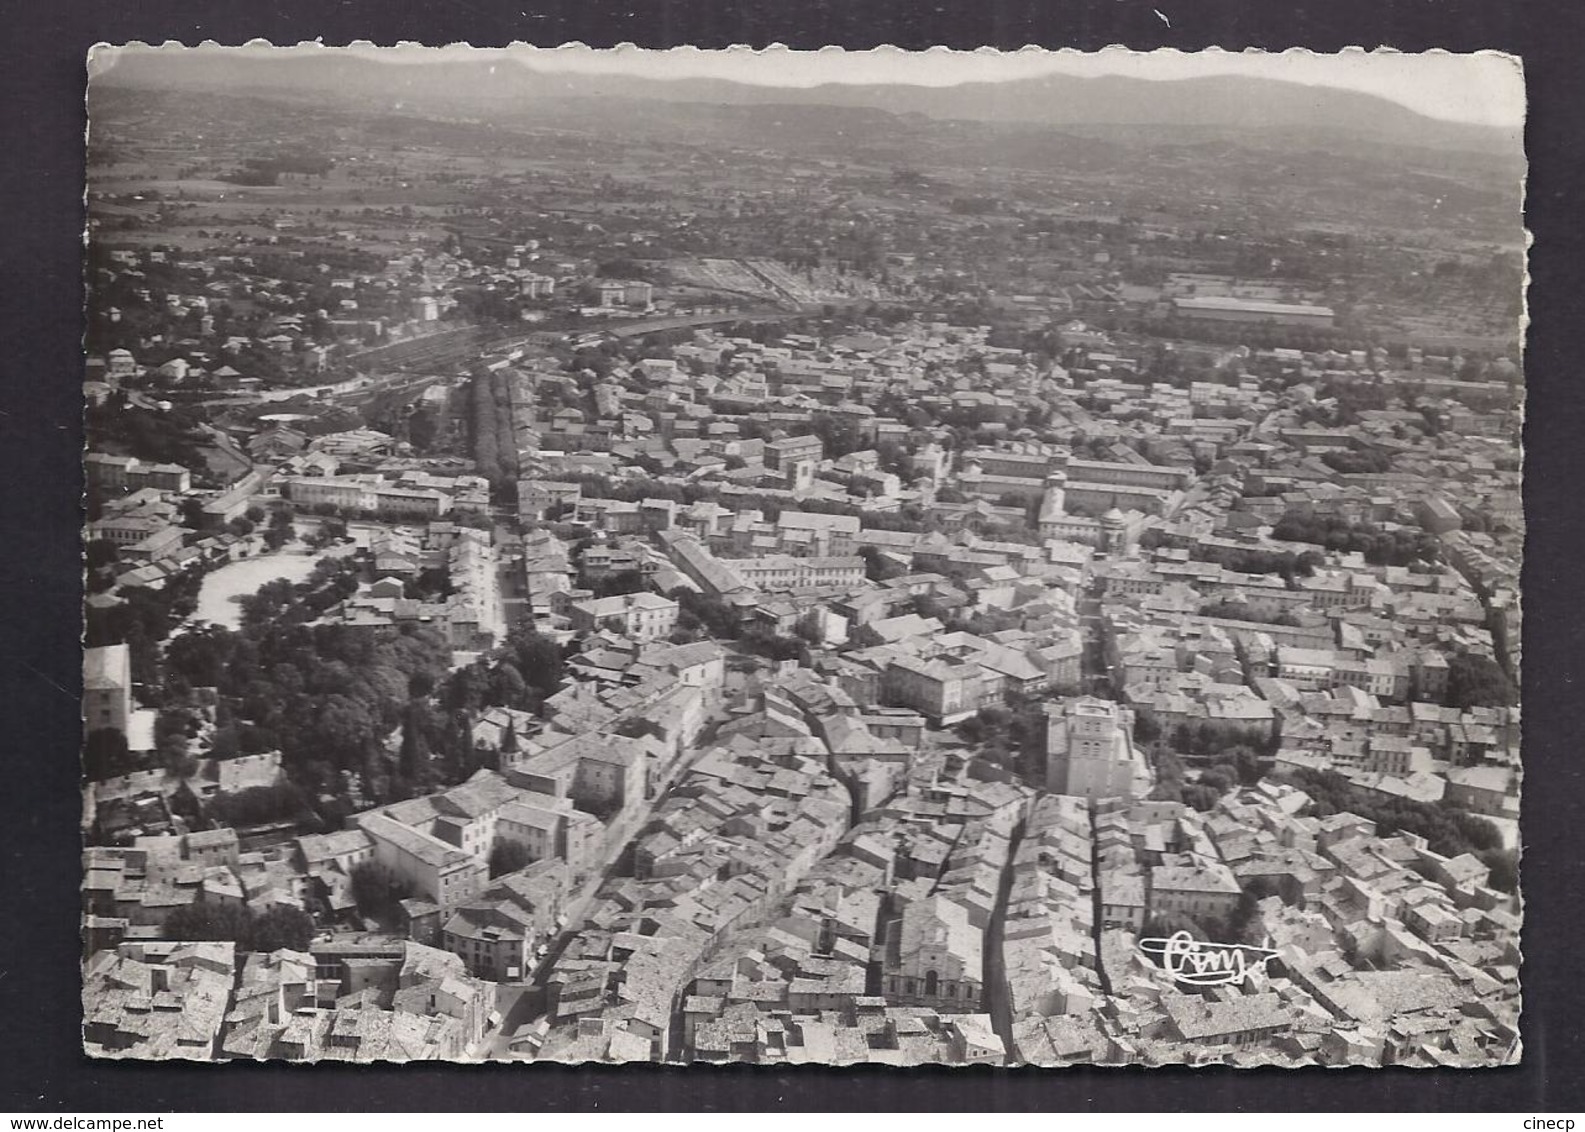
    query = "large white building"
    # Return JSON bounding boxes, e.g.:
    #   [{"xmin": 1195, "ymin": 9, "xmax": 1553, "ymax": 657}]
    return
[{"xmin": 568, "ymin": 592, "xmax": 679, "ymax": 642}]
